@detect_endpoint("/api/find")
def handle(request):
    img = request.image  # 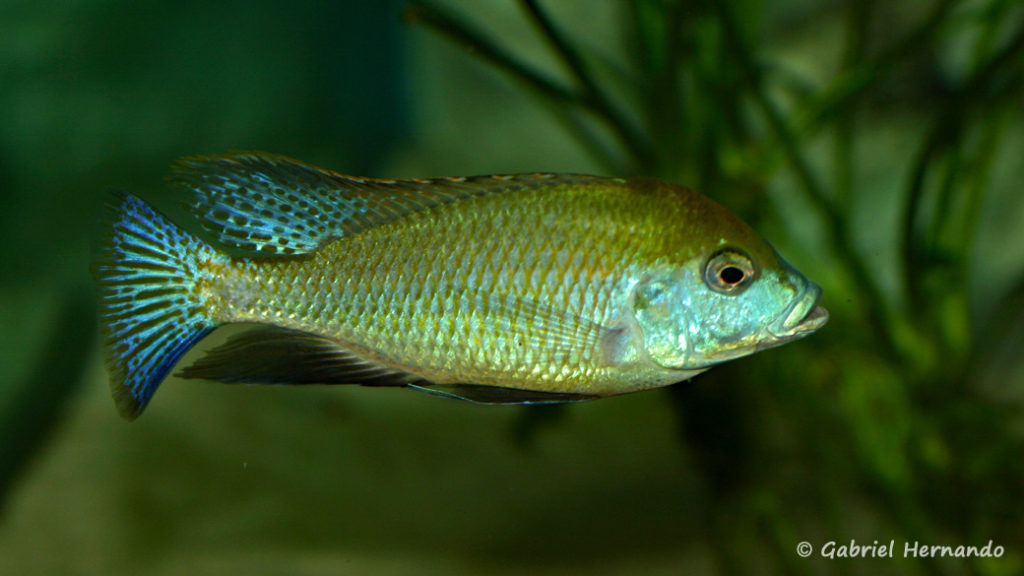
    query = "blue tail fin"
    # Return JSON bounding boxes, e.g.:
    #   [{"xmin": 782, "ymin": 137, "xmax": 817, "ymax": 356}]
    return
[{"xmin": 94, "ymin": 192, "xmax": 223, "ymax": 420}]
